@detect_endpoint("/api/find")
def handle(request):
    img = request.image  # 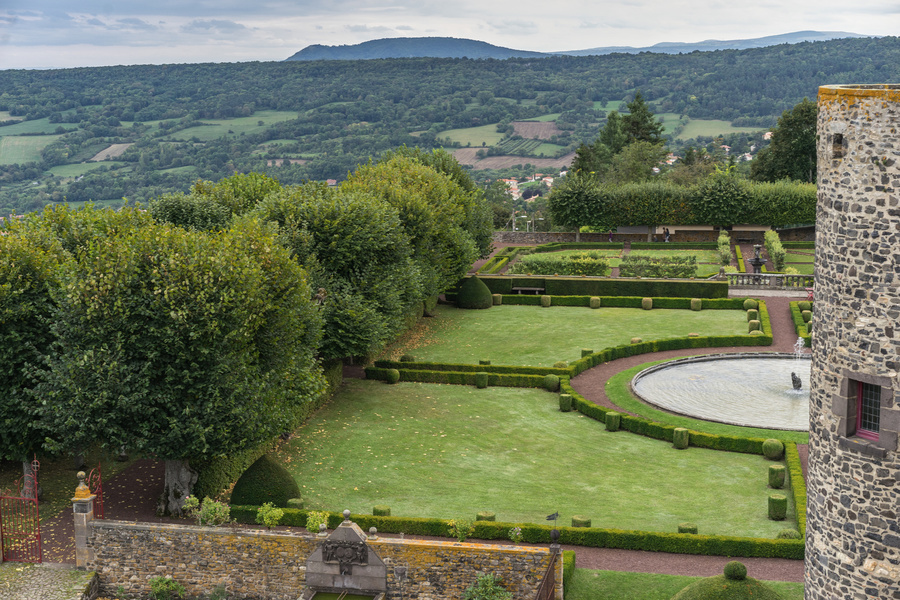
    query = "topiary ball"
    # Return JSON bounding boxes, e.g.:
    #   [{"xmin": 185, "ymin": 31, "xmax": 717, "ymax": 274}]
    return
[
  {"xmin": 457, "ymin": 276, "xmax": 493, "ymax": 309},
  {"xmin": 743, "ymin": 298, "xmax": 759, "ymax": 310},
  {"xmin": 399, "ymin": 354, "xmax": 416, "ymax": 362},
  {"xmin": 762, "ymin": 439, "xmax": 785, "ymax": 460},
  {"xmin": 230, "ymin": 454, "xmax": 301, "ymax": 508},
  {"xmin": 590, "ymin": 297, "xmax": 602, "ymax": 309},
  {"xmin": 553, "ymin": 361, "xmax": 568, "ymax": 369},
  {"xmin": 776, "ymin": 528, "xmax": 802, "ymax": 539},
  {"xmin": 670, "ymin": 567, "xmax": 785, "ymax": 600},
  {"xmin": 724, "ymin": 561, "xmax": 747, "ymax": 581},
  {"xmin": 642, "ymin": 297, "xmax": 653, "ymax": 310},
  {"xmin": 797, "ymin": 300, "xmax": 811, "ymax": 312},
  {"xmin": 690, "ymin": 298, "xmax": 702, "ymax": 311},
  {"xmin": 386, "ymin": 369, "xmax": 401, "ymax": 384}
]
